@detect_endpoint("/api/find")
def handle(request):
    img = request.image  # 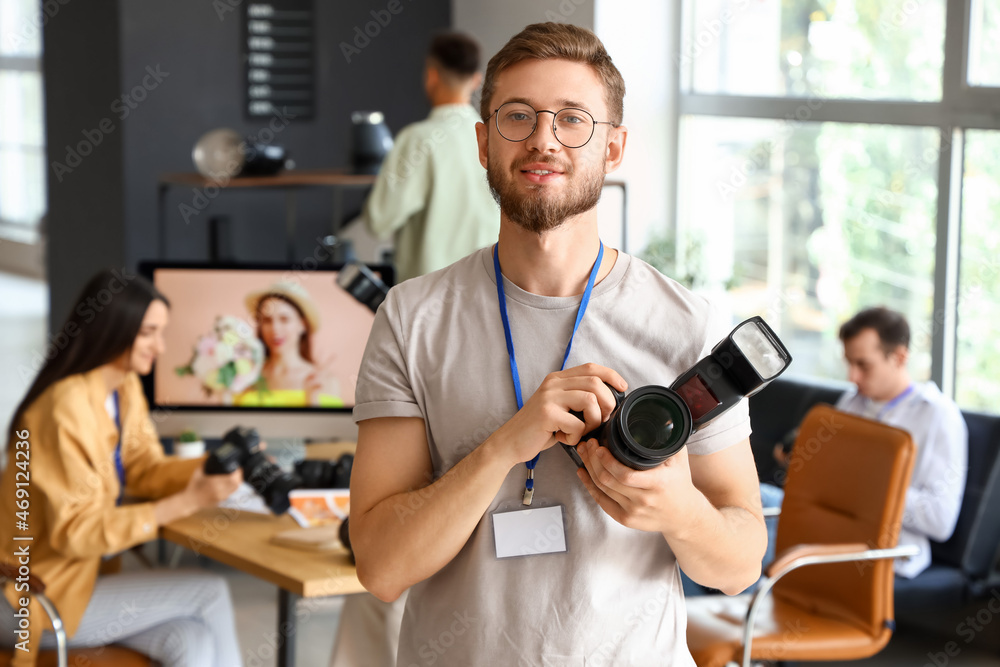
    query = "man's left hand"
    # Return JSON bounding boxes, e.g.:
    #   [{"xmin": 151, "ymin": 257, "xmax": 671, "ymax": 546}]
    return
[{"xmin": 575, "ymin": 438, "xmax": 696, "ymax": 533}]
